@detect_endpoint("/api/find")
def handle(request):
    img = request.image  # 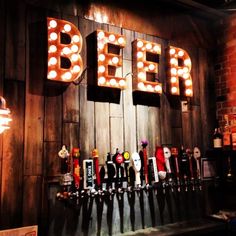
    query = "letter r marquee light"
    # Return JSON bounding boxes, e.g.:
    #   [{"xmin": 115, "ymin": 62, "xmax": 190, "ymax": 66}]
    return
[
  {"xmin": 96, "ymin": 30, "xmax": 126, "ymax": 89},
  {"xmin": 47, "ymin": 17, "xmax": 83, "ymax": 82},
  {"xmin": 132, "ymin": 39, "xmax": 162, "ymax": 94},
  {"xmin": 168, "ymin": 46, "xmax": 193, "ymax": 97}
]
